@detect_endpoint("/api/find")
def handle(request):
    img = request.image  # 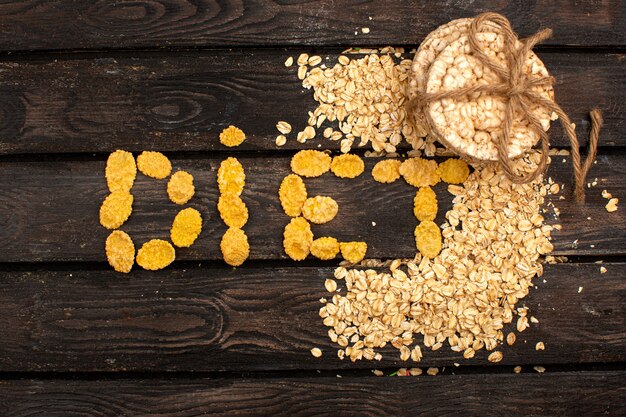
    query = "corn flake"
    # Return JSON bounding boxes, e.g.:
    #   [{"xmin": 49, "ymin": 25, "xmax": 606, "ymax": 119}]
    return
[
  {"xmin": 100, "ymin": 190, "xmax": 133, "ymax": 230},
  {"xmin": 413, "ymin": 187, "xmax": 438, "ymax": 221},
  {"xmin": 311, "ymin": 237, "xmax": 340, "ymax": 260},
  {"xmin": 437, "ymin": 158, "xmax": 470, "ymax": 184},
  {"xmin": 291, "ymin": 150, "xmax": 331, "ymax": 177},
  {"xmin": 105, "ymin": 230, "xmax": 135, "ymax": 273},
  {"xmin": 330, "ymin": 154, "xmax": 365, "ymax": 178},
  {"xmin": 220, "ymin": 125, "xmax": 246, "ymax": 147},
  {"xmin": 136, "ymin": 239, "xmax": 175, "ymax": 270},
  {"xmin": 302, "ymin": 196, "xmax": 338, "ymax": 224},
  {"xmin": 279, "ymin": 174, "xmax": 308, "ymax": 217},
  {"xmin": 221, "ymin": 227, "xmax": 249, "ymax": 266},
  {"xmin": 136, "ymin": 151, "xmax": 172, "ymax": 179},
  {"xmin": 167, "ymin": 170, "xmax": 195, "ymax": 205},
  {"xmin": 217, "ymin": 157, "xmax": 246, "ymax": 196},
  {"xmin": 399, "ymin": 157, "xmax": 440, "ymax": 187},
  {"xmin": 218, "ymin": 193, "xmax": 249, "ymax": 228},
  {"xmin": 105, "ymin": 150, "xmax": 136, "ymax": 192},
  {"xmin": 283, "ymin": 217, "xmax": 314, "ymax": 261},
  {"xmin": 372, "ymin": 159, "xmax": 401, "ymax": 183},
  {"xmin": 171, "ymin": 207, "xmax": 202, "ymax": 248},
  {"xmin": 414, "ymin": 220, "xmax": 442, "ymax": 259},
  {"xmin": 340, "ymin": 241, "xmax": 367, "ymax": 264}
]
